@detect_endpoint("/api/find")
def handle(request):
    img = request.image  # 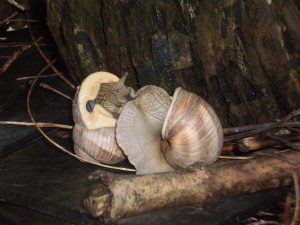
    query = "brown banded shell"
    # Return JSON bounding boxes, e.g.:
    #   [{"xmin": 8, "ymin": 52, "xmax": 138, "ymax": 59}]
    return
[
  {"xmin": 73, "ymin": 124, "xmax": 125, "ymax": 165},
  {"xmin": 116, "ymin": 85, "xmax": 174, "ymax": 175},
  {"xmin": 73, "ymin": 71, "xmax": 119, "ymax": 130},
  {"xmin": 161, "ymin": 87, "xmax": 223, "ymax": 169}
]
